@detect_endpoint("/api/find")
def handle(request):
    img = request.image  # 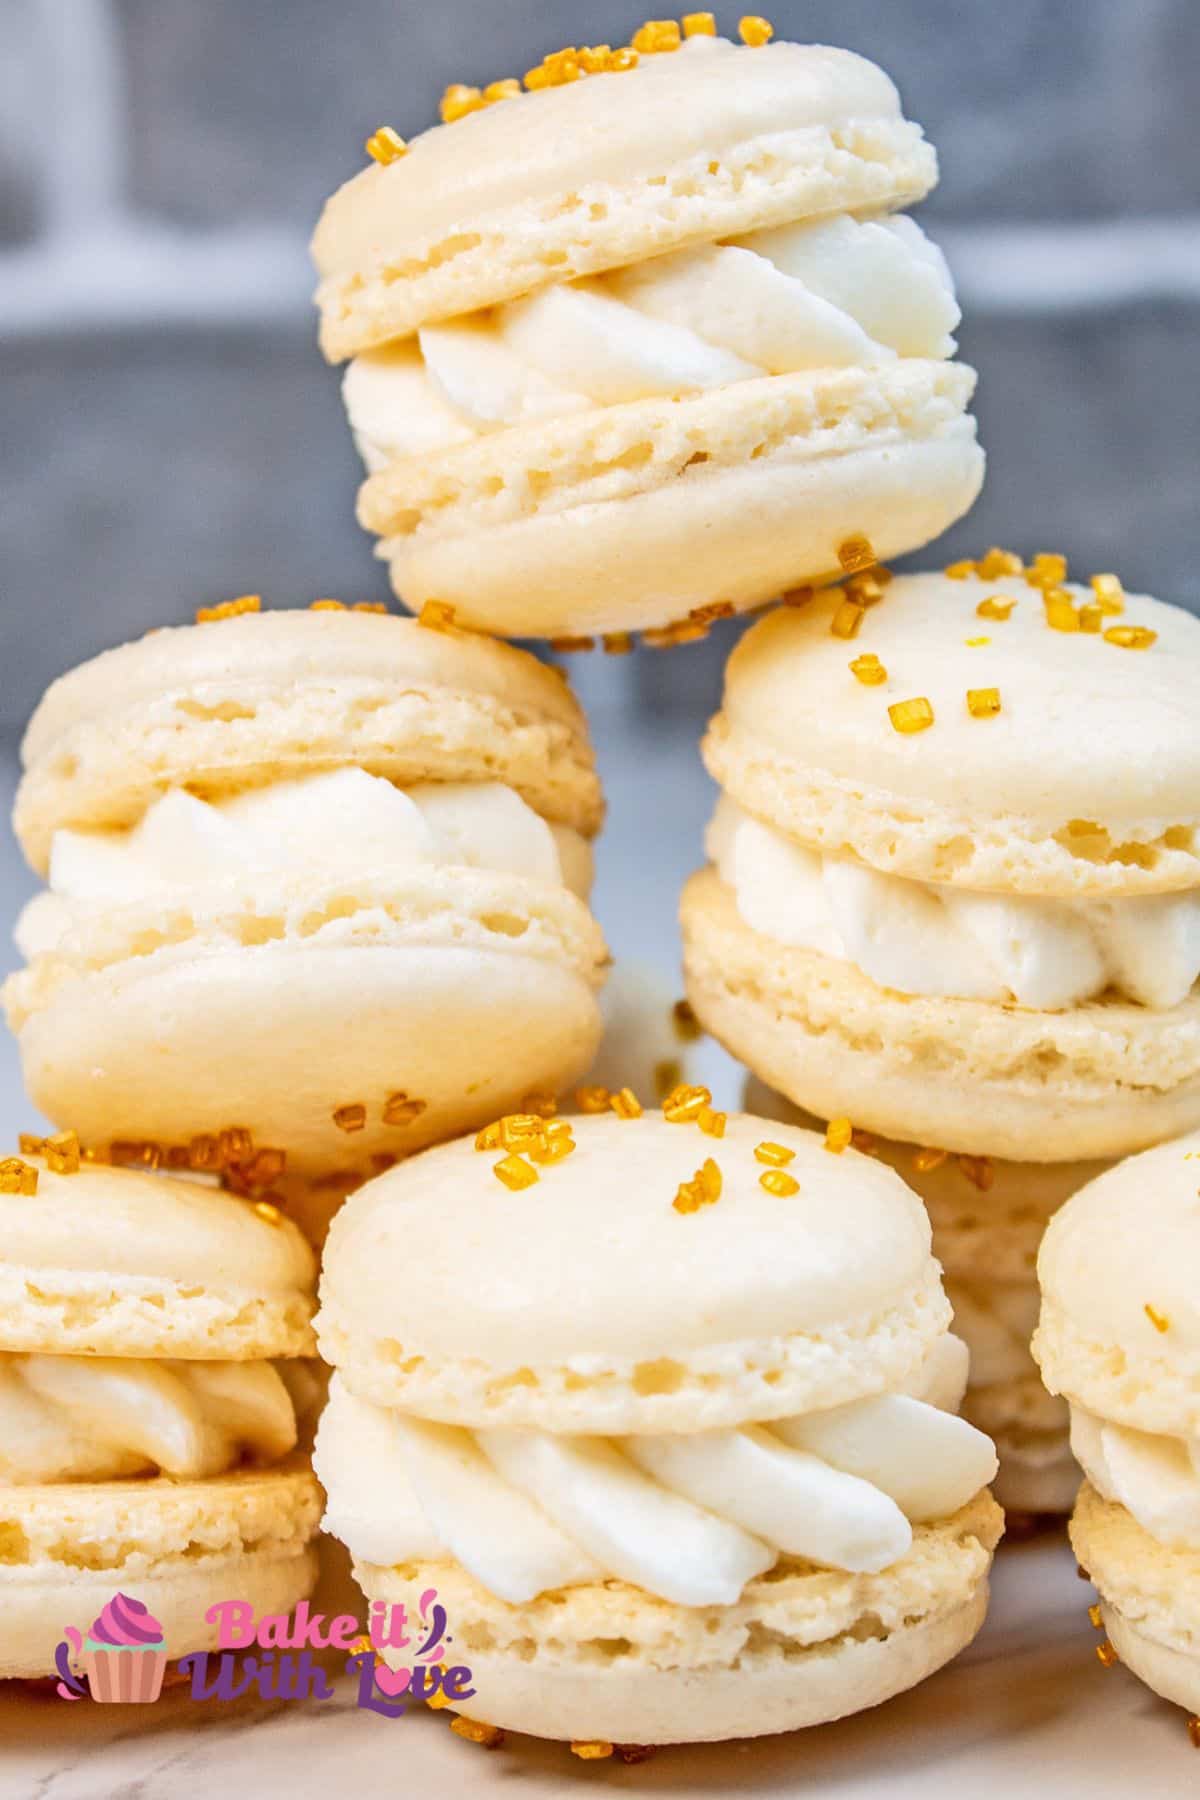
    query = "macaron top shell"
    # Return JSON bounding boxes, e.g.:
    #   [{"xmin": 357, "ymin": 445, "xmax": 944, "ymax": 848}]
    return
[
  {"xmin": 313, "ymin": 38, "xmax": 935, "ymax": 355},
  {"xmin": 318, "ymin": 1110, "xmax": 949, "ymax": 1432},
  {"xmin": 0, "ymin": 1158, "xmax": 316, "ymax": 1358},
  {"xmin": 1035, "ymin": 1132, "xmax": 1200, "ymax": 1434},
  {"xmin": 16, "ymin": 609, "xmax": 601, "ymax": 871},
  {"xmin": 705, "ymin": 571, "xmax": 1200, "ymax": 896}
]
